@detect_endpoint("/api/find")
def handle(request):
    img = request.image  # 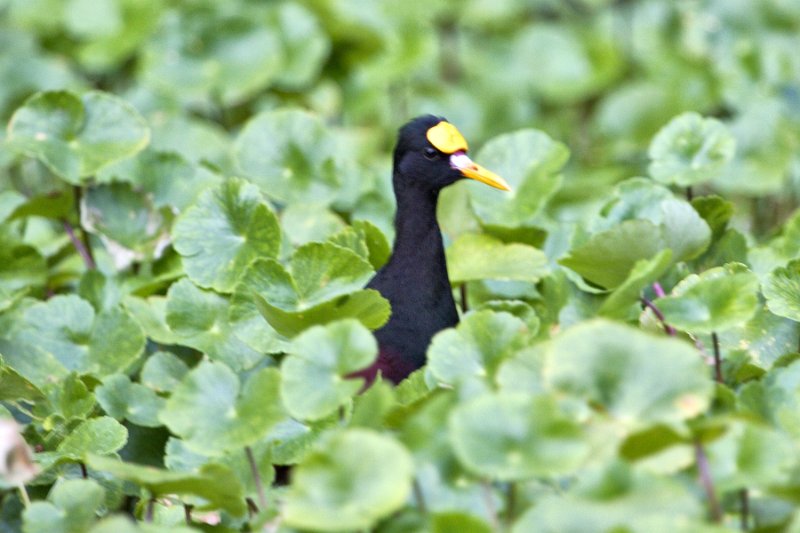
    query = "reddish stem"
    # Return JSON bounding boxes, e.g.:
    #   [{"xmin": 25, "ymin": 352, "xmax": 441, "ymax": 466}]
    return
[{"xmin": 694, "ymin": 439, "xmax": 722, "ymax": 522}]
